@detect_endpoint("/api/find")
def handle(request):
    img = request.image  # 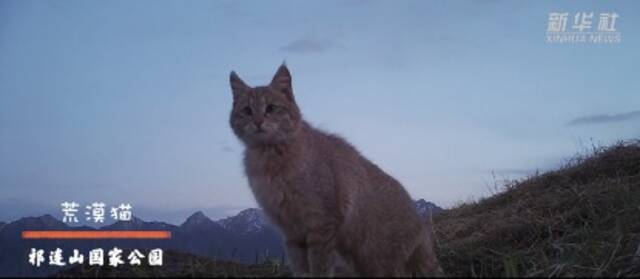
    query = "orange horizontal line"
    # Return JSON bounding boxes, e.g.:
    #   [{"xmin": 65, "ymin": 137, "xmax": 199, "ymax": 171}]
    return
[{"xmin": 22, "ymin": 231, "xmax": 172, "ymax": 239}]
